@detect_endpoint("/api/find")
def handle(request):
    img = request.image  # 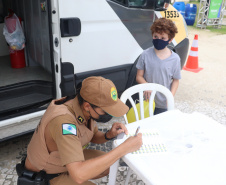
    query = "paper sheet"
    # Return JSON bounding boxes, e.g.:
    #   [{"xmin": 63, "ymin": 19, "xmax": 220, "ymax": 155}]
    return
[{"xmin": 126, "ymin": 129, "xmax": 167, "ymax": 155}]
